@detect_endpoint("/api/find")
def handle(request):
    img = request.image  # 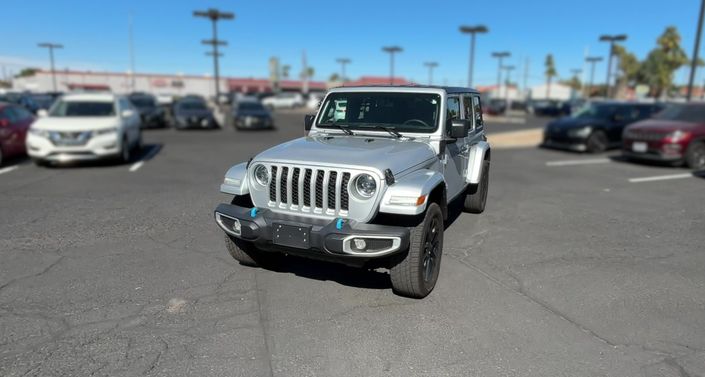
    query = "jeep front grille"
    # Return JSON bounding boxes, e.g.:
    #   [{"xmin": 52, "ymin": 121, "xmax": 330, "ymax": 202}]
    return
[{"xmin": 261, "ymin": 164, "xmax": 354, "ymax": 217}]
